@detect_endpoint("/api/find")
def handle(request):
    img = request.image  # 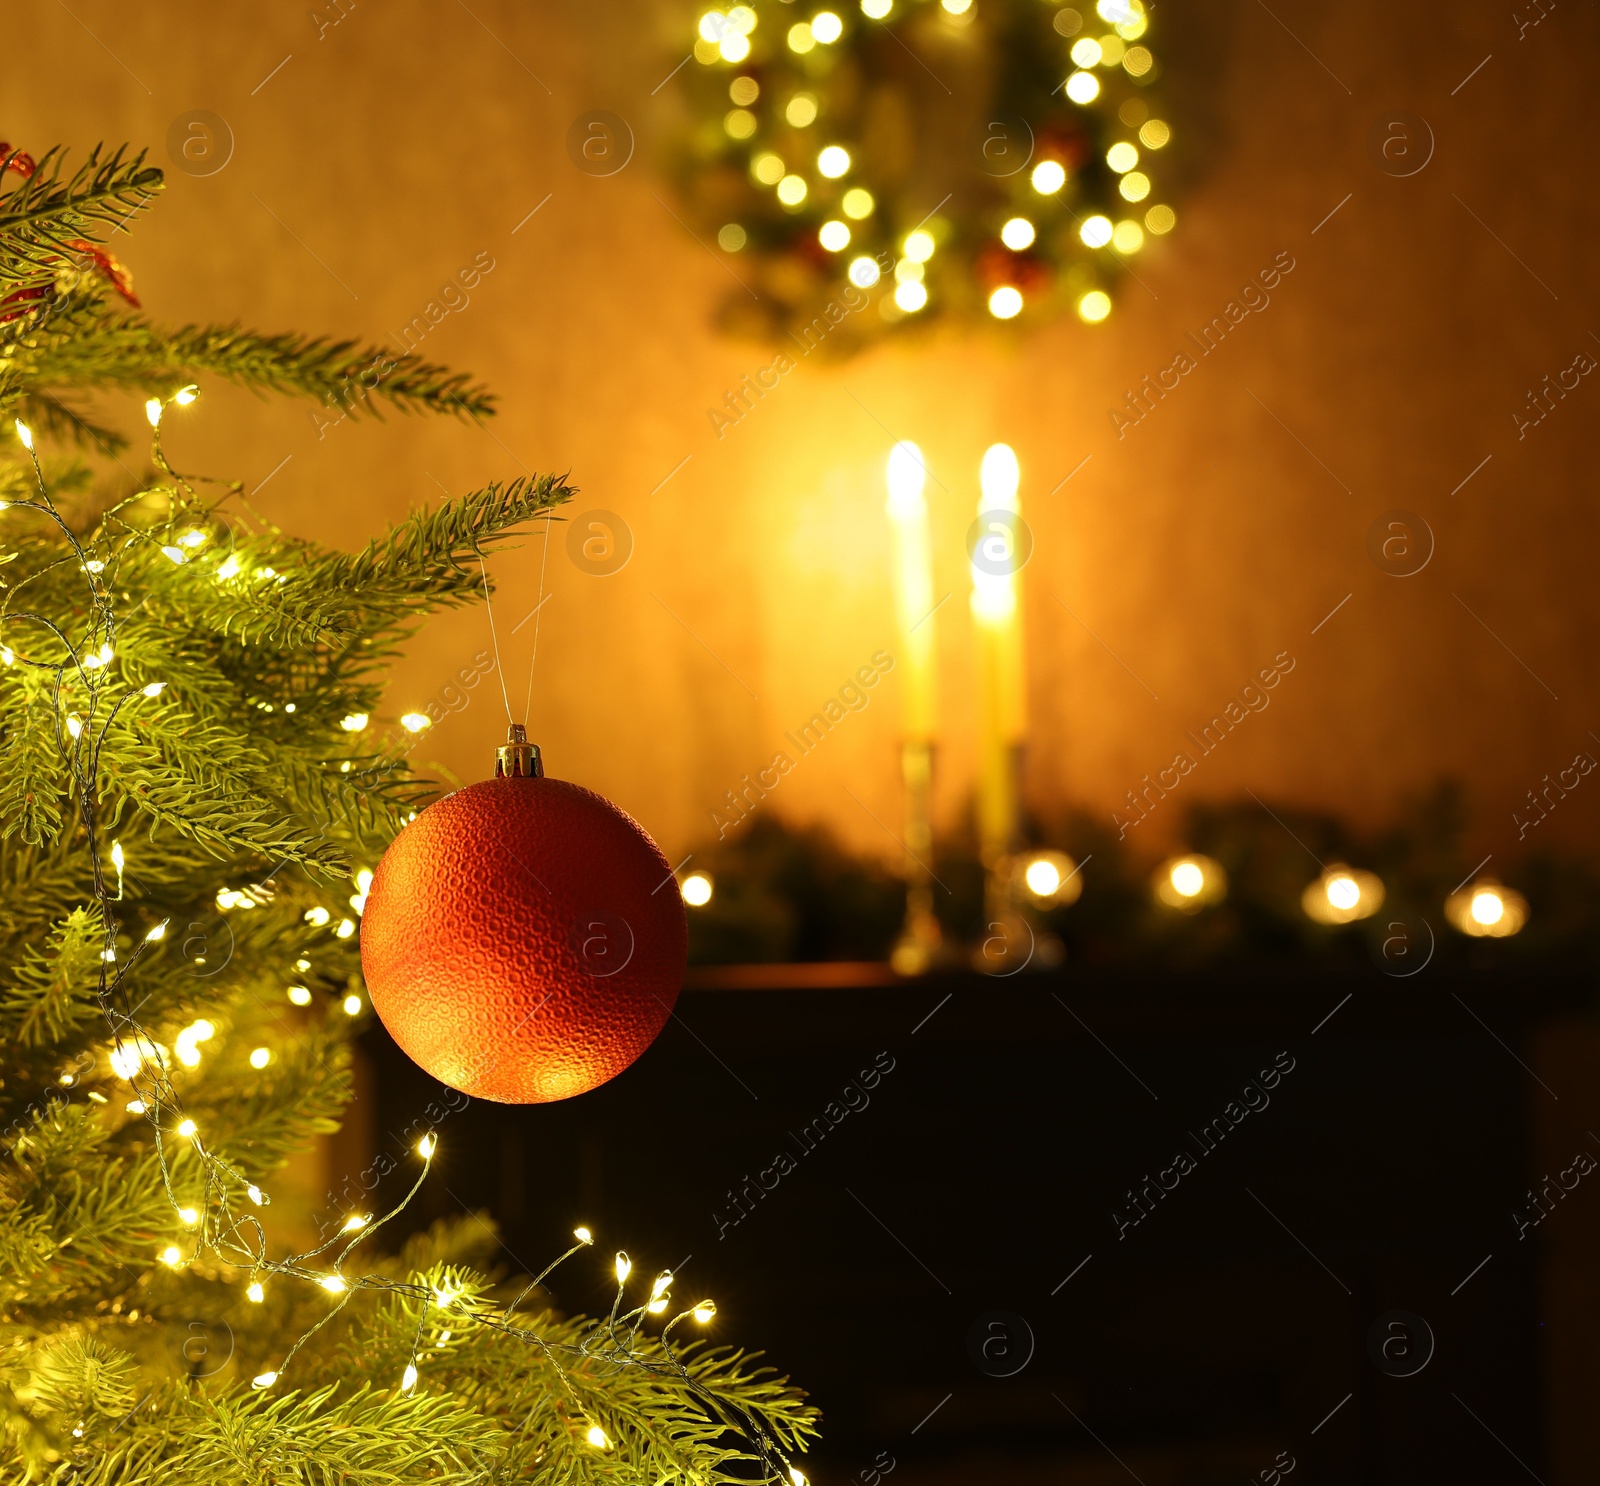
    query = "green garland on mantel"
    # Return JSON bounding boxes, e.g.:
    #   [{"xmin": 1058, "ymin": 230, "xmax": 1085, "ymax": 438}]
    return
[{"xmin": 684, "ymin": 787, "xmax": 1600, "ymax": 971}]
